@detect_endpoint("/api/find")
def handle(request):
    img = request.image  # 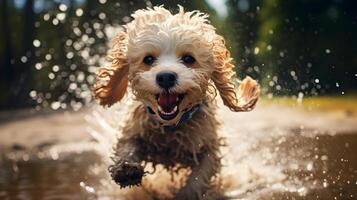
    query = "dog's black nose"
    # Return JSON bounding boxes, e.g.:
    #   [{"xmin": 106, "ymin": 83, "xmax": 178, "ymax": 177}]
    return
[{"xmin": 156, "ymin": 71, "xmax": 177, "ymax": 90}]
